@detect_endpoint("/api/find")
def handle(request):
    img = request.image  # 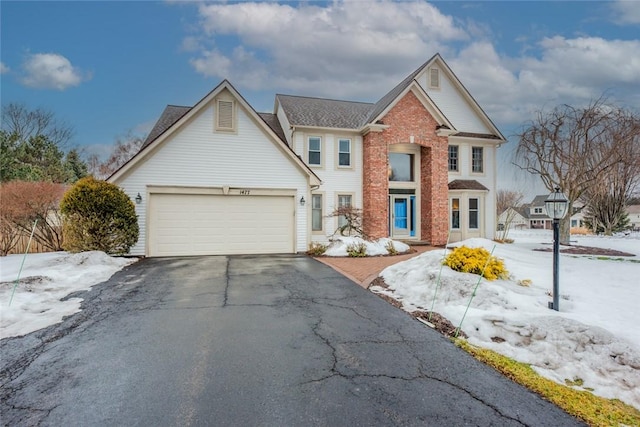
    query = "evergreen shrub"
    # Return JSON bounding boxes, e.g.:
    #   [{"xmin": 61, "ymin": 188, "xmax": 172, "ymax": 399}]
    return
[{"xmin": 60, "ymin": 177, "xmax": 138, "ymax": 255}]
